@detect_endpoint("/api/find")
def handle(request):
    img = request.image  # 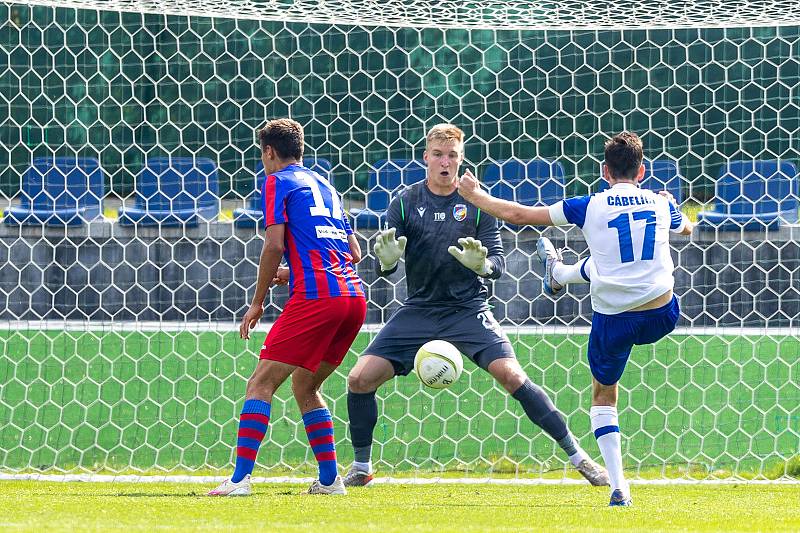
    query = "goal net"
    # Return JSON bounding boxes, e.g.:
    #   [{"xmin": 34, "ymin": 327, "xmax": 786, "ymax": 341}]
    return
[{"xmin": 0, "ymin": 0, "xmax": 798, "ymax": 481}]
